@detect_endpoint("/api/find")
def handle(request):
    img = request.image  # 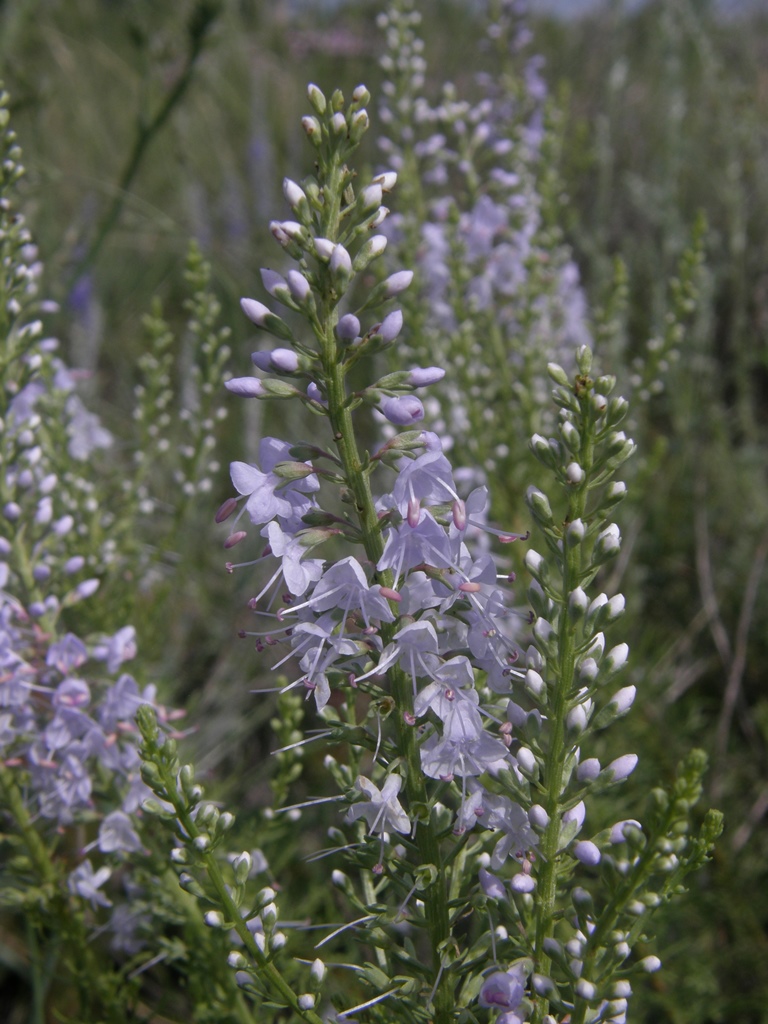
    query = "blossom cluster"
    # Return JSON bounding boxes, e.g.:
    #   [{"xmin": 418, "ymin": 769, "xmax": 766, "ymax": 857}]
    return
[
  {"xmin": 200, "ymin": 77, "xmax": 706, "ymax": 1024},
  {"xmin": 0, "ymin": 87, "xmax": 175, "ymax": 954},
  {"xmin": 376, "ymin": 0, "xmax": 591, "ymax": 497}
]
